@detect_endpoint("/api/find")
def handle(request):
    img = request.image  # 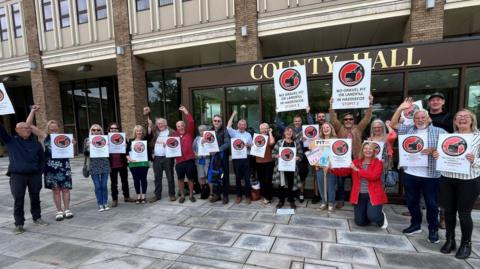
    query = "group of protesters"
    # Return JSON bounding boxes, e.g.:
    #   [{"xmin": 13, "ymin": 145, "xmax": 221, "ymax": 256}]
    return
[{"xmin": 0, "ymin": 91, "xmax": 479, "ymax": 260}]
